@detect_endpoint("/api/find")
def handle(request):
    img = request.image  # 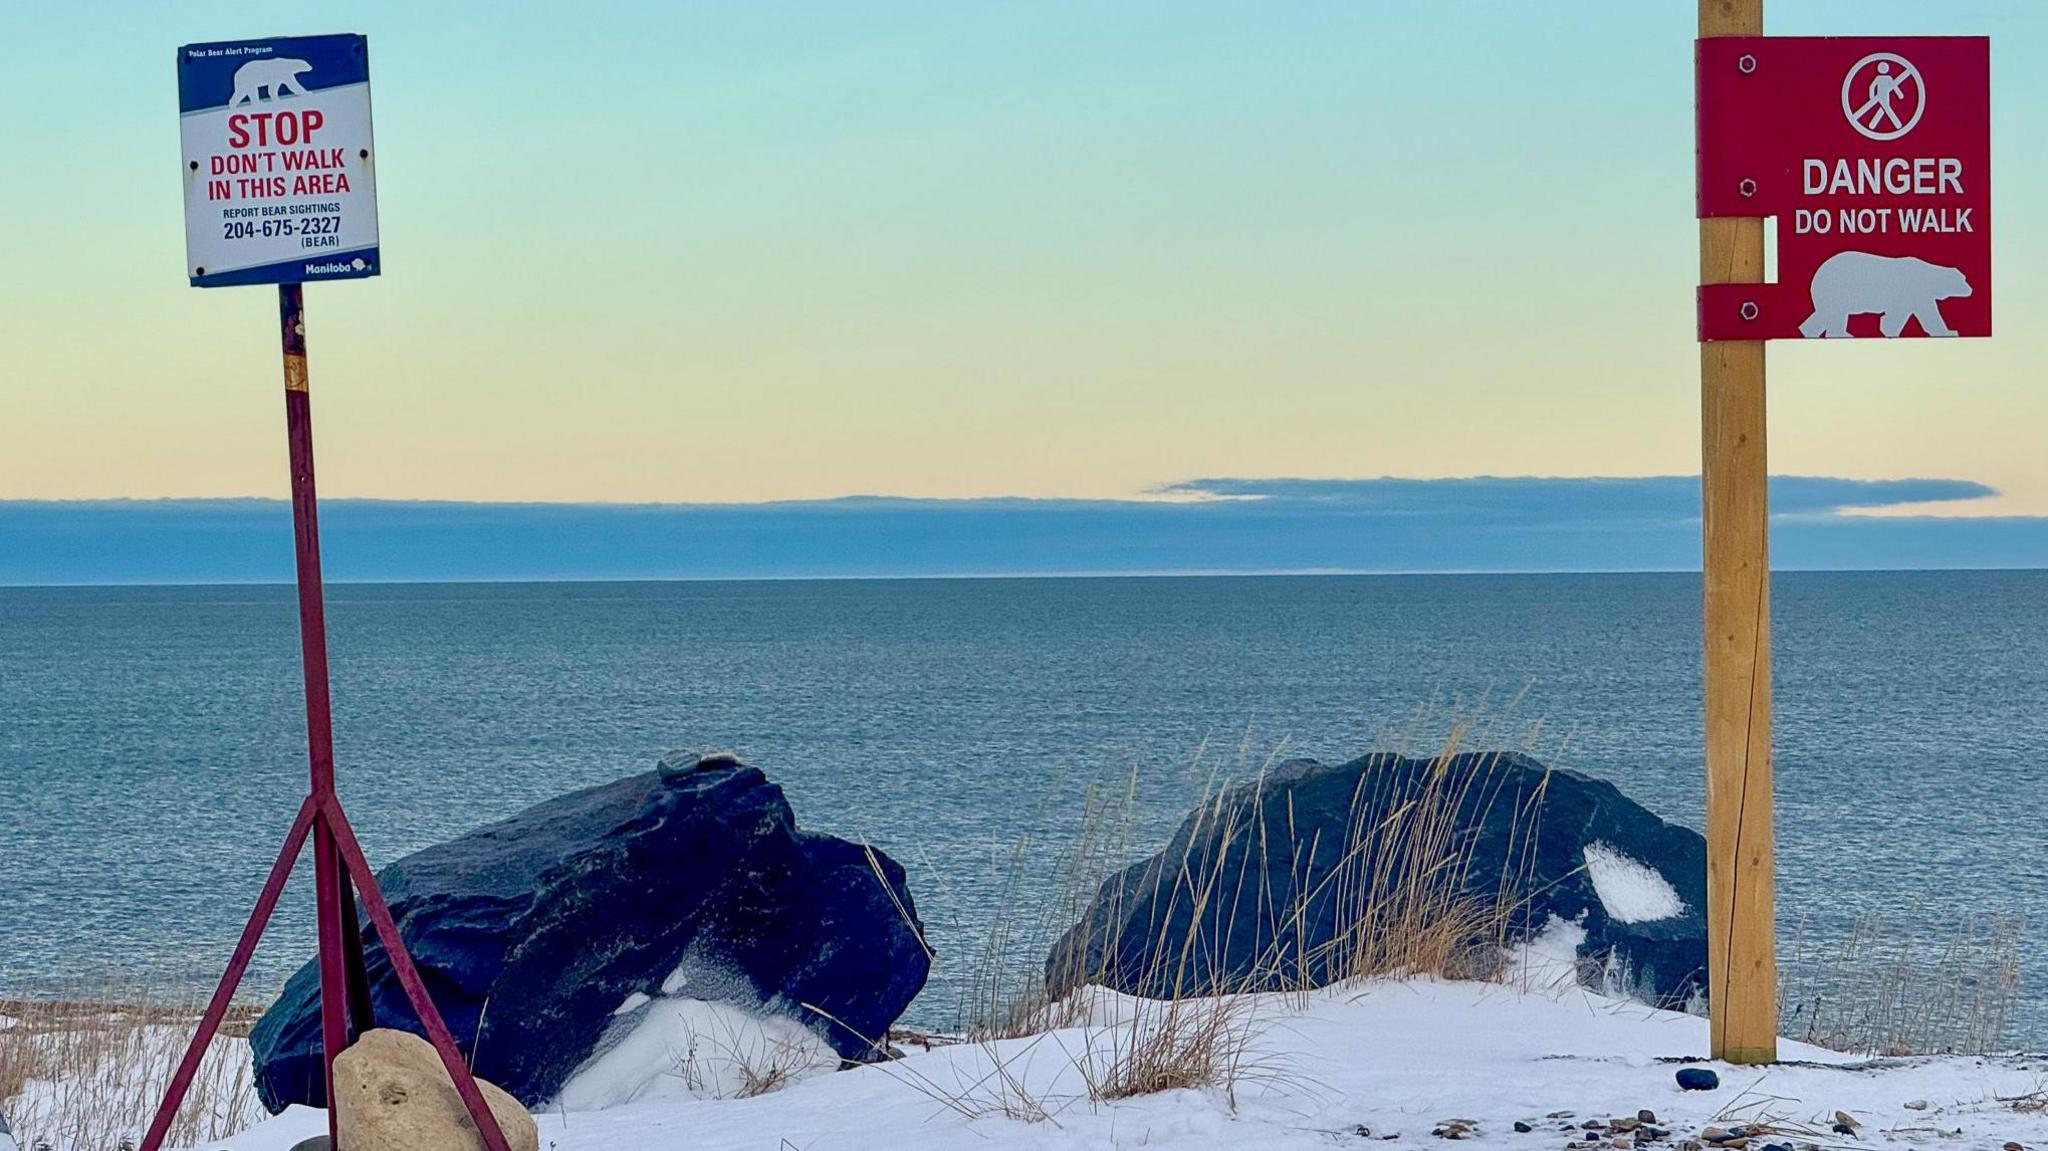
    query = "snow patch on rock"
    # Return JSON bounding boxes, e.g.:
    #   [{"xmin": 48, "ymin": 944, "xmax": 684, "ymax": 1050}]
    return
[{"xmin": 1583, "ymin": 842, "xmax": 1685, "ymax": 924}]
